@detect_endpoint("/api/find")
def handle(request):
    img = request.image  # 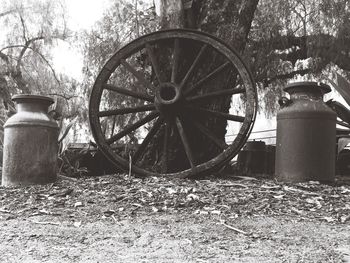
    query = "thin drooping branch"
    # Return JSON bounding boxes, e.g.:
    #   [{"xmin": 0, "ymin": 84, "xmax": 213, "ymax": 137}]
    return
[
  {"xmin": 46, "ymin": 93, "xmax": 80, "ymax": 101},
  {"xmin": 16, "ymin": 36, "xmax": 45, "ymax": 73},
  {"xmin": 19, "ymin": 13, "xmax": 28, "ymax": 42},
  {"xmin": 2, "ymin": 44, "xmax": 60, "ymax": 85},
  {"xmin": 28, "ymin": 48, "xmax": 61, "ymax": 85}
]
